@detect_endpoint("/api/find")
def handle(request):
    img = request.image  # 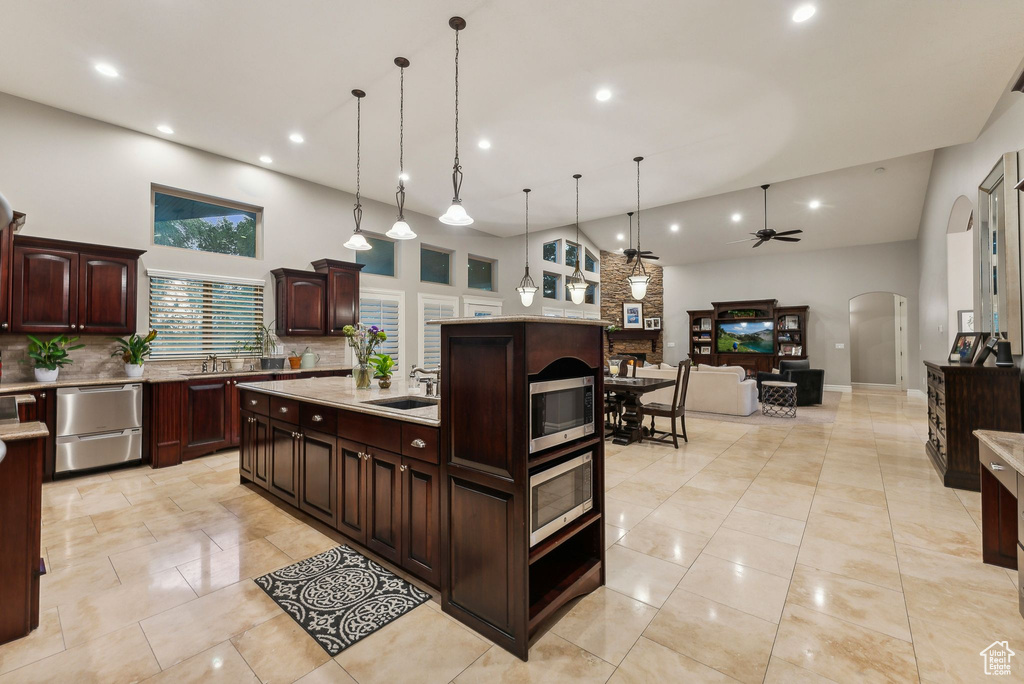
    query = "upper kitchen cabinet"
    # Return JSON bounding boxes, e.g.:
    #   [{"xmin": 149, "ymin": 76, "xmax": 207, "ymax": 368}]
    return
[
  {"xmin": 312, "ymin": 259, "xmax": 364, "ymax": 336},
  {"xmin": 10, "ymin": 236, "xmax": 144, "ymax": 335},
  {"xmin": 272, "ymin": 268, "xmax": 327, "ymax": 337},
  {"xmin": 0, "ymin": 212, "xmax": 24, "ymax": 332}
]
